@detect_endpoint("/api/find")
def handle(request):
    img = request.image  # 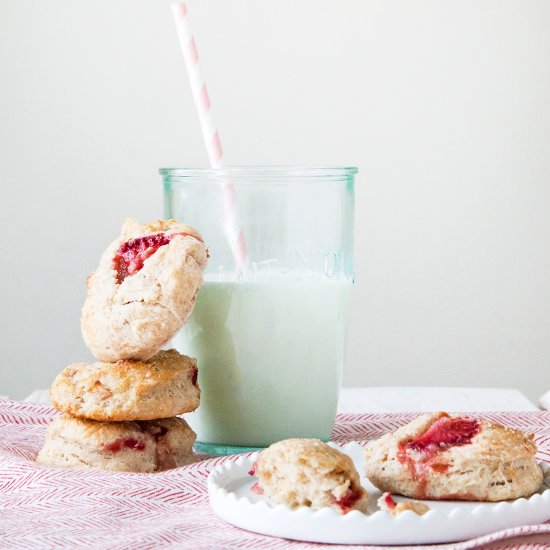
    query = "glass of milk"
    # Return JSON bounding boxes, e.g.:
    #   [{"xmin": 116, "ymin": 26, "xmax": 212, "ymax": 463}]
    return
[{"xmin": 161, "ymin": 166, "xmax": 356, "ymax": 454}]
